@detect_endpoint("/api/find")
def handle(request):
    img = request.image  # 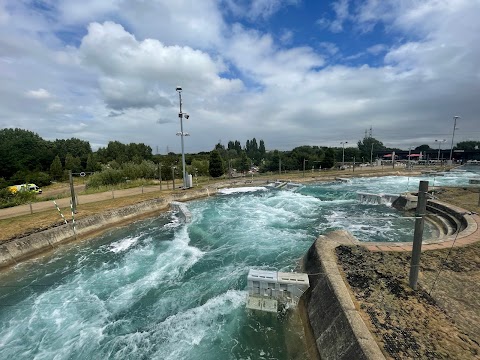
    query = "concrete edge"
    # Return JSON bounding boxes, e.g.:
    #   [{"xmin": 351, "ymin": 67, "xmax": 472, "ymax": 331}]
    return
[
  {"xmin": 317, "ymin": 232, "xmax": 386, "ymax": 360},
  {"xmin": 0, "ymin": 188, "xmax": 216, "ymax": 270},
  {"xmin": 302, "ymin": 230, "xmax": 386, "ymax": 360}
]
